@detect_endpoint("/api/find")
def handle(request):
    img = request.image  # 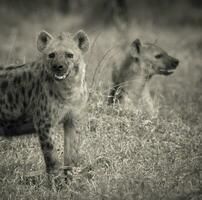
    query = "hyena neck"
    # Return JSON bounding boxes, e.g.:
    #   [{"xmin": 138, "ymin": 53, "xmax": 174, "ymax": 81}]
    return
[
  {"xmin": 122, "ymin": 54, "xmax": 135, "ymax": 71},
  {"xmin": 137, "ymin": 61, "xmax": 153, "ymax": 87},
  {"xmin": 118, "ymin": 54, "xmax": 140, "ymax": 84},
  {"xmin": 136, "ymin": 63, "xmax": 154, "ymax": 103},
  {"xmin": 129, "ymin": 62, "xmax": 152, "ymax": 101},
  {"xmin": 33, "ymin": 60, "xmax": 49, "ymax": 82},
  {"xmin": 28, "ymin": 59, "xmax": 46, "ymax": 76}
]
